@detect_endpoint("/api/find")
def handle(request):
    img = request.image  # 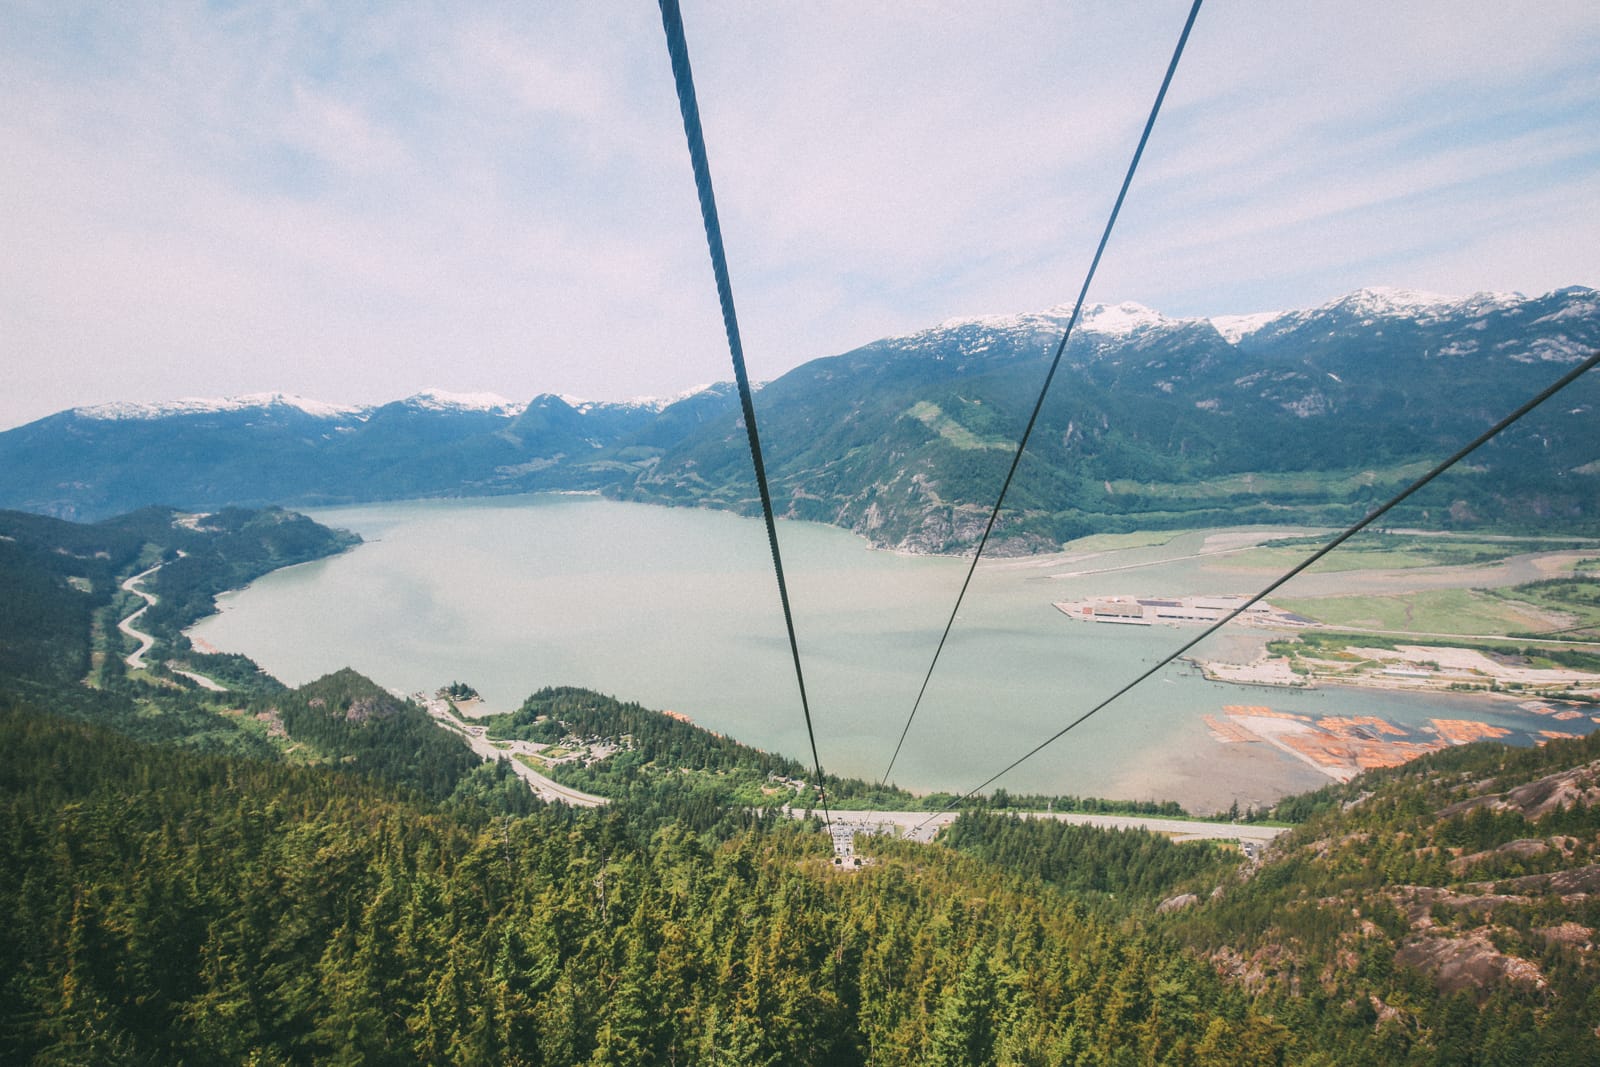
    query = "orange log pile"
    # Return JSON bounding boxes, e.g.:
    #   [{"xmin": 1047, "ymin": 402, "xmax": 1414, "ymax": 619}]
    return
[
  {"xmin": 1204, "ymin": 714, "xmax": 1263, "ymax": 743},
  {"xmin": 1223, "ymin": 705, "xmax": 1311, "ymax": 721},
  {"xmin": 1431, "ymin": 719, "xmax": 1512, "ymax": 745},
  {"xmin": 1537, "ymin": 729, "xmax": 1582, "ymax": 744},
  {"xmin": 1321, "ymin": 715, "xmax": 1409, "ymax": 737}
]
